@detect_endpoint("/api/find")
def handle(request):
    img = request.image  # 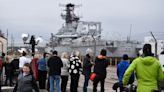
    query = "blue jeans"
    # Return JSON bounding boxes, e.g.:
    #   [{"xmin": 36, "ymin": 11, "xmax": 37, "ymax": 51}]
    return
[
  {"xmin": 50, "ymin": 75, "xmax": 61, "ymax": 92},
  {"xmin": 83, "ymin": 76, "xmax": 90, "ymax": 92}
]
